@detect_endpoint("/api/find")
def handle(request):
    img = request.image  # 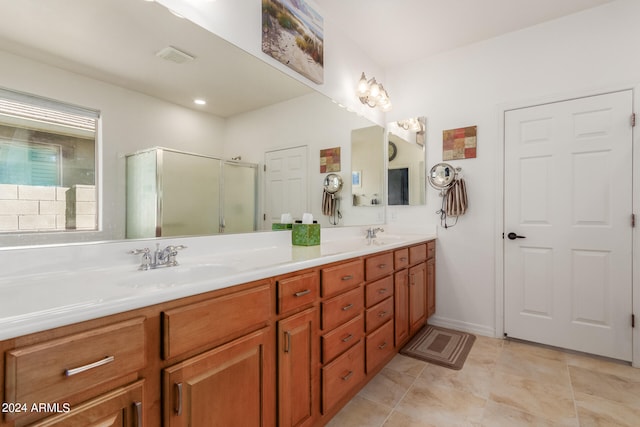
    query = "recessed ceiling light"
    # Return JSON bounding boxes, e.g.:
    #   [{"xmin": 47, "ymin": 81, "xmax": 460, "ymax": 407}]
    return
[{"xmin": 194, "ymin": 99, "xmax": 207, "ymax": 105}]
